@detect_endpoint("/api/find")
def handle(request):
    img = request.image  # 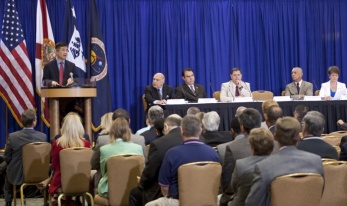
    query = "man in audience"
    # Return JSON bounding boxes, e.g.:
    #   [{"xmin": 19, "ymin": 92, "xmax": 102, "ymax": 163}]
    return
[
  {"xmin": 91, "ymin": 108, "xmax": 146, "ymax": 193},
  {"xmin": 220, "ymin": 68, "xmax": 252, "ymax": 102},
  {"xmin": 230, "ymin": 128, "xmax": 274, "ymax": 206},
  {"xmin": 140, "ymin": 105, "xmax": 164, "ymax": 144},
  {"xmin": 294, "ymin": 104, "xmax": 309, "ymax": 124},
  {"xmin": 220, "ymin": 108, "xmax": 262, "ymax": 206},
  {"xmin": 297, "ymin": 111, "xmax": 338, "ymax": 160},
  {"xmin": 285, "ymin": 67, "xmax": 313, "ymax": 96},
  {"xmin": 201, "ymin": 111, "xmax": 232, "ymax": 147},
  {"xmin": 145, "ymin": 115, "xmax": 219, "ymax": 205},
  {"xmin": 144, "ymin": 73, "xmax": 175, "ymax": 109},
  {"xmin": 129, "ymin": 114, "xmax": 183, "ymax": 206},
  {"xmin": 186, "ymin": 106, "xmax": 201, "ymax": 115},
  {"xmin": 175, "ymin": 68, "xmax": 207, "ymax": 102},
  {"xmin": 245, "ymin": 117, "xmax": 324, "ymax": 206},
  {"xmin": 3, "ymin": 109, "xmax": 47, "ymax": 206},
  {"xmin": 235, "ymin": 106, "xmax": 247, "ymax": 117},
  {"xmin": 217, "ymin": 117, "xmax": 244, "ymax": 164},
  {"xmin": 136, "ymin": 112, "xmax": 151, "ymax": 135},
  {"xmin": 265, "ymin": 105, "xmax": 283, "ymax": 134},
  {"xmin": 261, "ymin": 100, "xmax": 279, "ymax": 128}
]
